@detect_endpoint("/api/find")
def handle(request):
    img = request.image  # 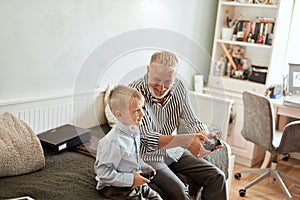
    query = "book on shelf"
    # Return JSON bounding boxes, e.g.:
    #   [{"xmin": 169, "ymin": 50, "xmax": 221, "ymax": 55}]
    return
[{"xmin": 233, "ymin": 17, "xmax": 275, "ymax": 45}]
